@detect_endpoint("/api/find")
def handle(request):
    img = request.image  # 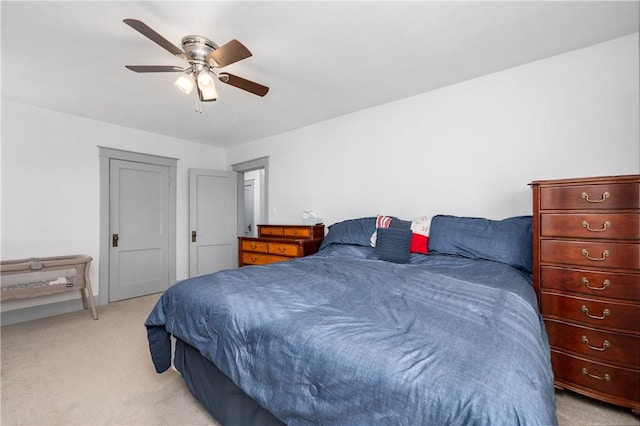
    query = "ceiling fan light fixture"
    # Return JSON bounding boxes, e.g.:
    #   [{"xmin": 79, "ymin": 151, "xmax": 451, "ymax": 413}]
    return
[
  {"xmin": 196, "ymin": 70, "xmax": 218, "ymax": 101},
  {"xmin": 197, "ymin": 70, "xmax": 215, "ymax": 88},
  {"xmin": 174, "ymin": 74, "xmax": 195, "ymax": 94},
  {"xmin": 199, "ymin": 84, "xmax": 218, "ymax": 101}
]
